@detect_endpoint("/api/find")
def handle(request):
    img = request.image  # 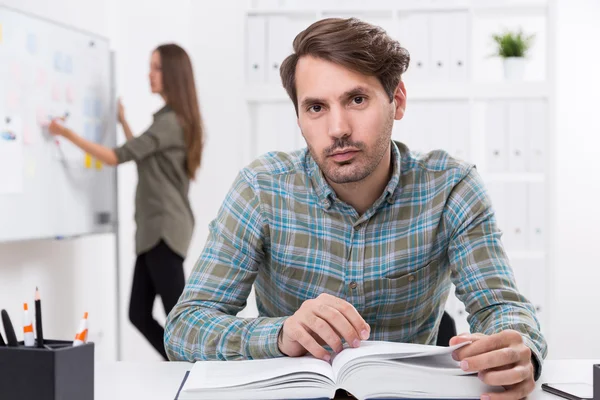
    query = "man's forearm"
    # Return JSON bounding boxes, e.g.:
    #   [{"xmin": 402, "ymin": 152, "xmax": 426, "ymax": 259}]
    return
[{"xmin": 164, "ymin": 306, "xmax": 288, "ymax": 361}]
